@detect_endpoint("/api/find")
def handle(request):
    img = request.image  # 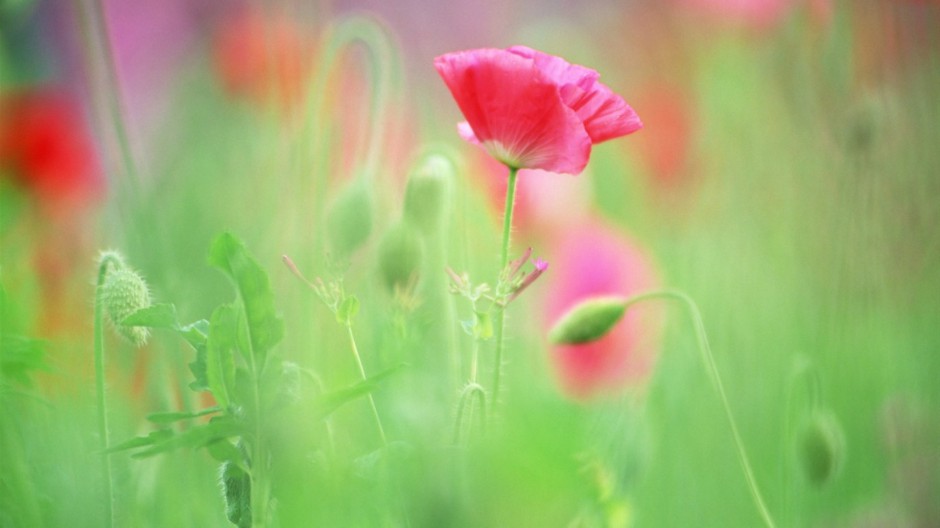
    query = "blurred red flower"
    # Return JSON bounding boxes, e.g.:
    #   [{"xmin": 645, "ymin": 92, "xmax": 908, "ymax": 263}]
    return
[
  {"xmin": 0, "ymin": 90, "xmax": 104, "ymax": 215},
  {"xmin": 544, "ymin": 220, "xmax": 661, "ymax": 400},
  {"xmin": 434, "ymin": 46, "xmax": 641, "ymax": 175},
  {"xmin": 213, "ymin": 9, "xmax": 315, "ymax": 110}
]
